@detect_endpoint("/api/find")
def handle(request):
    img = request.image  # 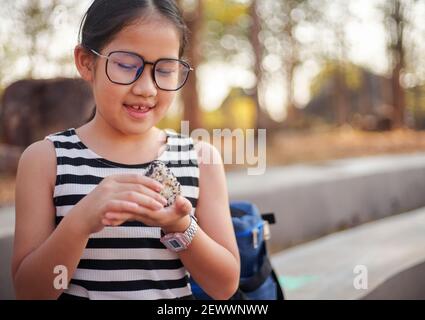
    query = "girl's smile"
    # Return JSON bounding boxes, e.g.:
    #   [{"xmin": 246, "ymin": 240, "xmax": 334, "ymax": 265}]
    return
[{"xmin": 123, "ymin": 103, "xmax": 156, "ymax": 120}]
